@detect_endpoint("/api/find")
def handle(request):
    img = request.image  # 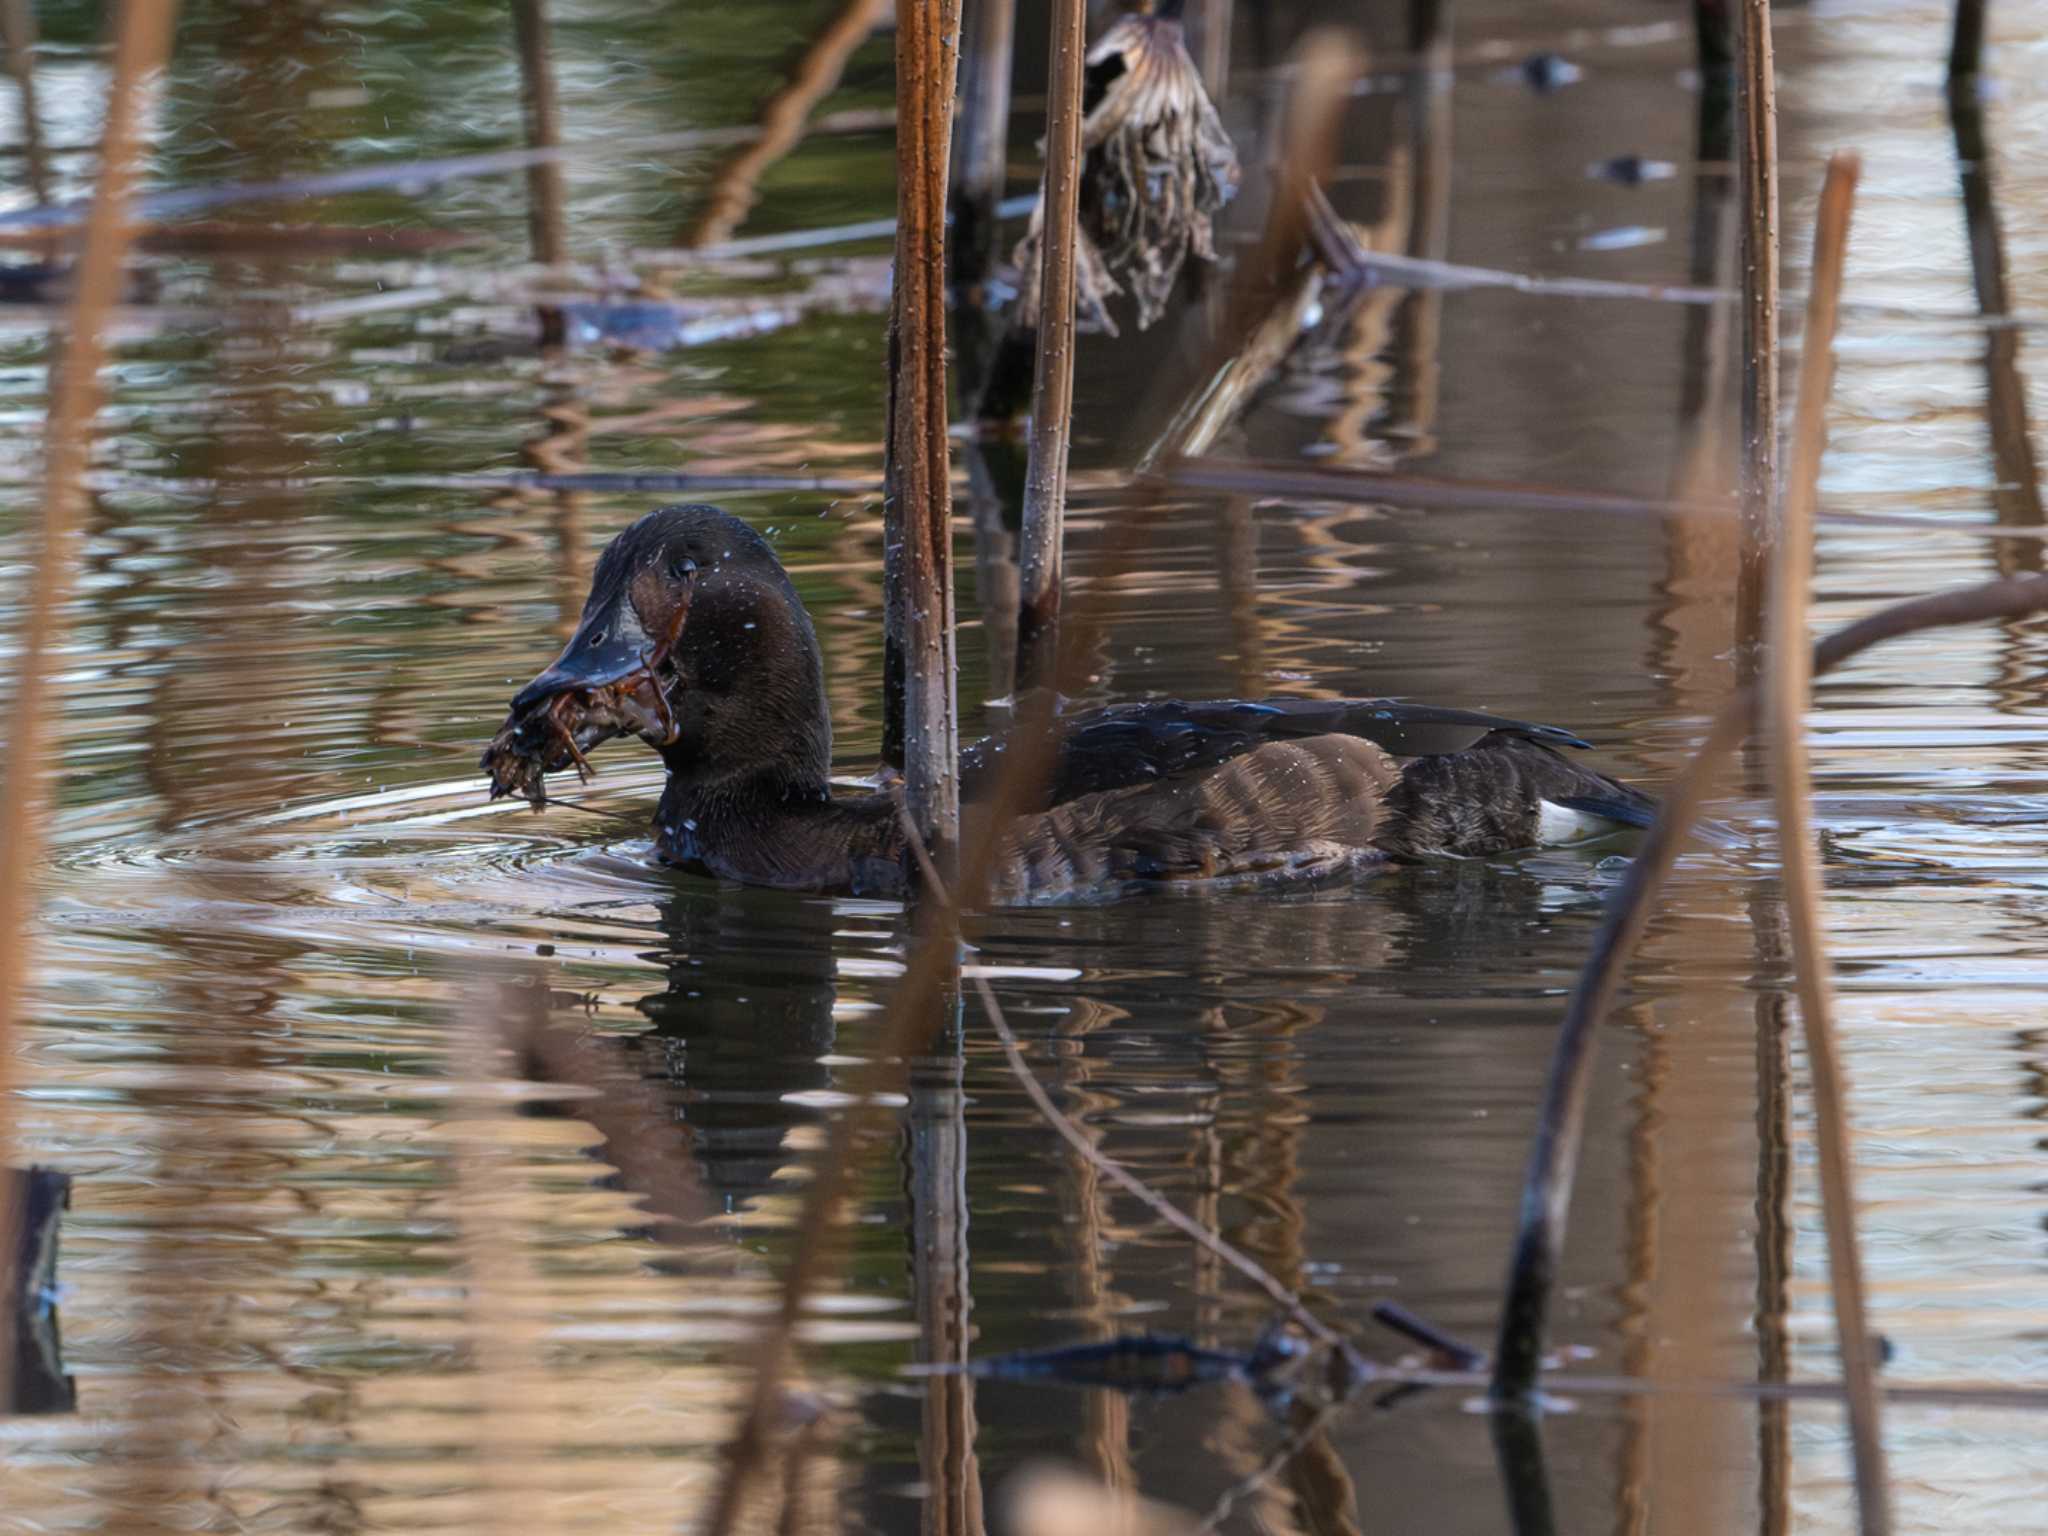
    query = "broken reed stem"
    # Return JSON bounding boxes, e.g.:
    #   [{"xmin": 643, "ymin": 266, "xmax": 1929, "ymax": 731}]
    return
[
  {"xmin": 0, "ymin": 0, "xmax": 49, "ymax": 208},
  {"xmin": 880, "ymin": 0, "xmax": 964, "ymax": 872},
  {"xmin": 971, "ymin": 972, "xmax": 1349, "ymax": 1354},
  {"xmin": 0, "ymin": 0, "xmax": 178, "ymax": 1403},
  {"xmin": 1766, "ymin": 152, "xmax": 1891, "ymax": 1536},
  {"xmin": 947, "ymin": 0, "xmax": 1017, "ymax": 288},
  {"xmin": 509, "ymin": 0, "xmax": 568, "ymax": 268},
  {"xmin": 1493, "ymin": 559, "xmax": 2048, "ymax": 1401},
  {"xmin": 1734, "ymin": 0, "xmax": 1780, "ymax": 649},
  {"xmin": 1016, "ymin": 0, "xmax": 1087, "ymax": 696},
  {"xmin": 1949, "ymin": 0, "xmax": 1987, "ymax": 82},
  {"xmin": 681, "ymin": 0, "xmax": 891, "ymax": 249}
]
